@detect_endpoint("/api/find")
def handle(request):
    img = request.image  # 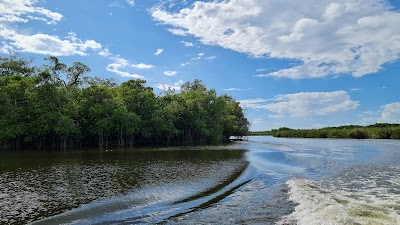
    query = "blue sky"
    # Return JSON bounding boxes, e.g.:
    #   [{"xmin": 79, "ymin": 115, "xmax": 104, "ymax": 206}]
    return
[{"xmin": 1, "ymin": 0, "xmax": 400, "ymax": 131}]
